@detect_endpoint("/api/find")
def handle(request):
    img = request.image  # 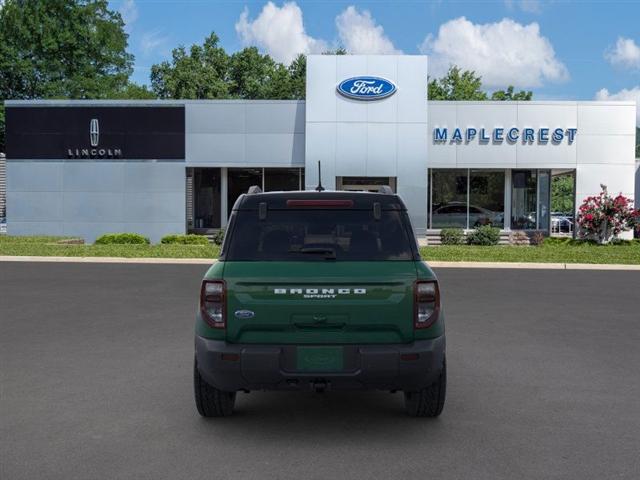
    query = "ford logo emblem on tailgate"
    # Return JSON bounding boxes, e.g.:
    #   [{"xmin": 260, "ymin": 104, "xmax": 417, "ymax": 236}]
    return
[
  {"xmin": 337, "ymin": 76, "xmax": 397, "ymax": 101},
  {"xmin": 234, "ymin": 310, "xmax": 255, "ymax": 319}
]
